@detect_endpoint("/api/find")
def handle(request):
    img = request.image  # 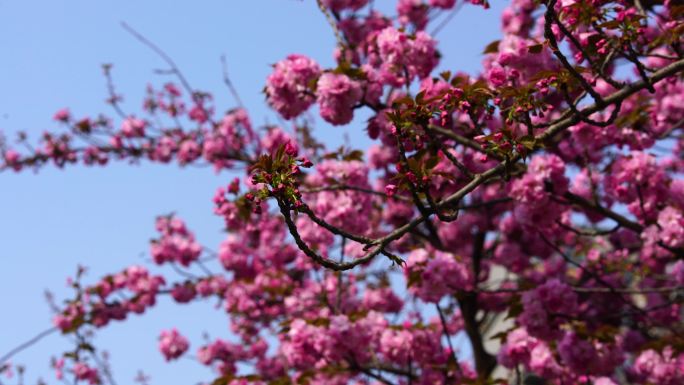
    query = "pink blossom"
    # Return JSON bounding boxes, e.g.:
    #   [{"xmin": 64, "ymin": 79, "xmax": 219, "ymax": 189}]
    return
[
  {"xmin": 150, "ymin": 216, "xmax": 202, "ymax": 266},
  {"xmin": 397, "ymin": 0, "xmax": 429, "ymax": 30},
  {"xmin": 405, "ymin": 249, "xmax": 472, "ymax": 302},
  {"xmin": 72, "ymin": 363, "xmax": 99, "ymax": 385},
  {"xmin": 120, "ymin": 117, "xmax": 146, "ymax": 138},
  {"xmin": 53, "ymin": 108, "xmax": 71, "ymax": 122},
  {"xmin": 429, "ymin": 0, "xmax": 457, "ymax": 8},
  {"xmin": 656, "ymin": 206, "xmax": 684, "ymax": 248},
  {"xmin": 159, "ymin": 329, "xmax": 189, "ymax": 361},
  {"xmin": 3, "ymin": 150, "xmax": 21, "ymax": 171},
  {"xmin": 265, "ymin": 54, "xmax": 321, "ymax": 119},
  {"xmin": 320, "ymin": 0, "xmax": 368, "ymax": 12},
  {"xmin": 376, "ymin": 27, "xmax": 438, "ymax": 86},
  {"xmin": 316, "ymin": 73, "xmax": 363, "ymax": 125},
  {"xmin": 497, "ymin": 328, "xmax": 538, "ymax": 368},
  {"xmin": 557, "ymin": 331, "xmax": 598, "ymax": 374},
  {"xmin": 520, "ymin": 279, "xmax": 577, "ymax": 340},
  {"xmin": 528, "ymin": 342, "xmax": 563, "ymax": 378},
  {"xmin": 633, "ymin": 348, "xmax": 684, "ymax": 385},
  {"xmin": 487, "ymin": 66, "xmax": 507, "ymax": 87}
]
